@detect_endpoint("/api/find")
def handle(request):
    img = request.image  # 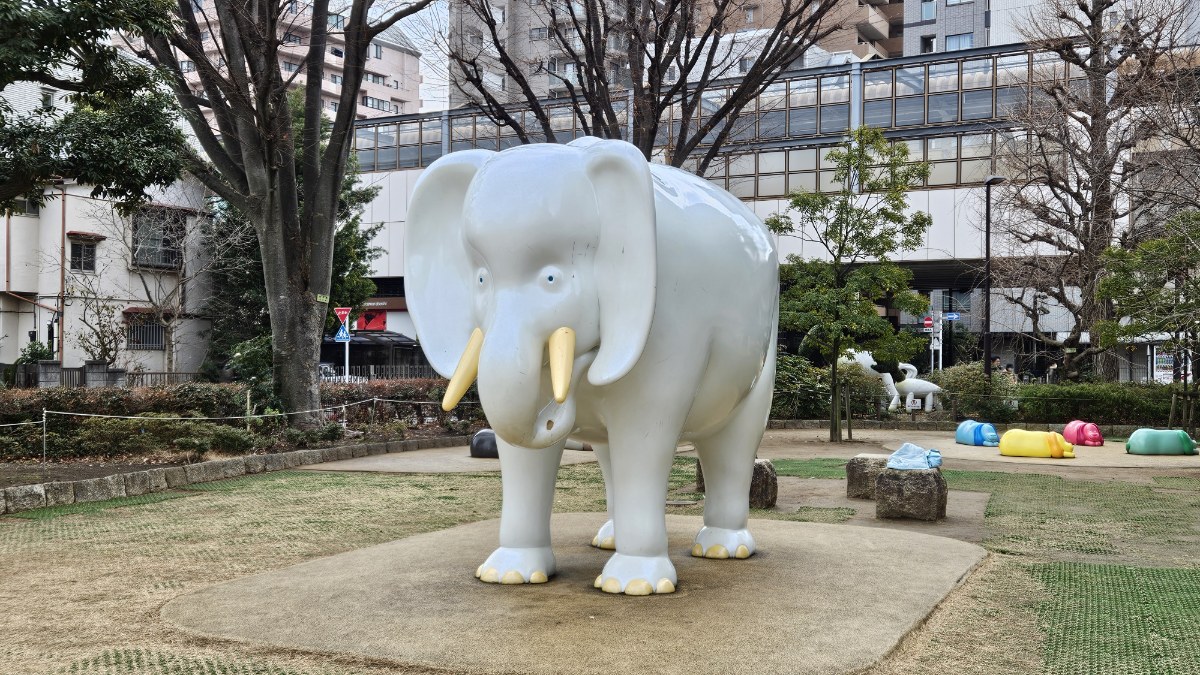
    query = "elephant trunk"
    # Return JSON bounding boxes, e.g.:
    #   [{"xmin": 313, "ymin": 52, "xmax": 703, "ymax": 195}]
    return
[{"xmin": 476, "ymin": 319, "xmax": 576, "ymax": 449}]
